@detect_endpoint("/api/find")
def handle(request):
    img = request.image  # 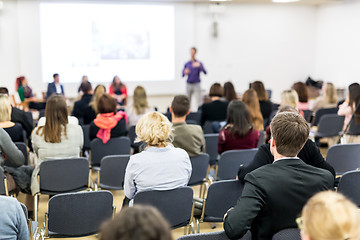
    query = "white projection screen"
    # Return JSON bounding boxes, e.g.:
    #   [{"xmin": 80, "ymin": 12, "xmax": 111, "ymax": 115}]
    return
[{"xmin": 39, "ymin": 3, "xmax": 175, "ymax": 83}]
